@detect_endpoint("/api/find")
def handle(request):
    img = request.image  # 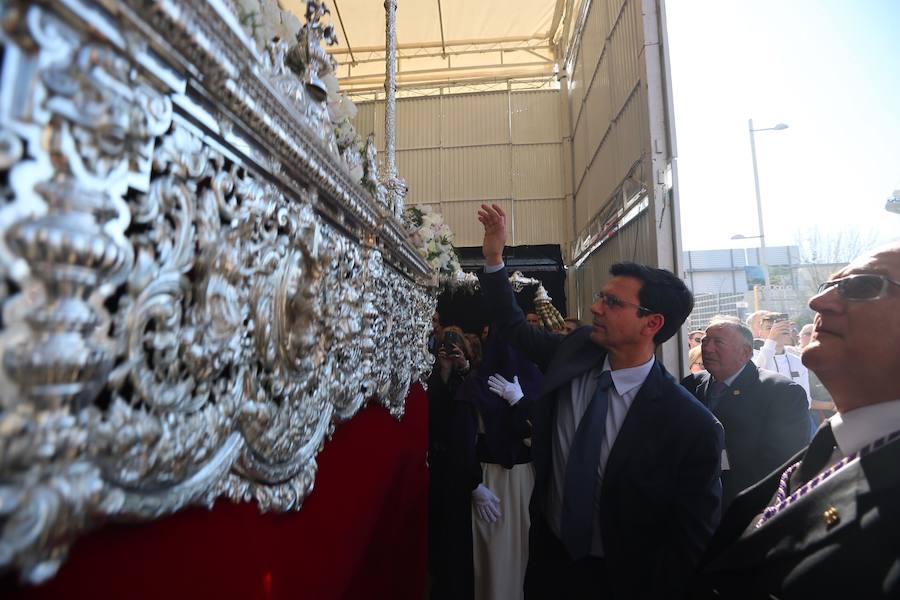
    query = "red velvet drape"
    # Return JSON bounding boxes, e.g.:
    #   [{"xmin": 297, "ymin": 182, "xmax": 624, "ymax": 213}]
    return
[{"xmin": 5, "ymin": 385, "xmax": 428, "ymax": 600}]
